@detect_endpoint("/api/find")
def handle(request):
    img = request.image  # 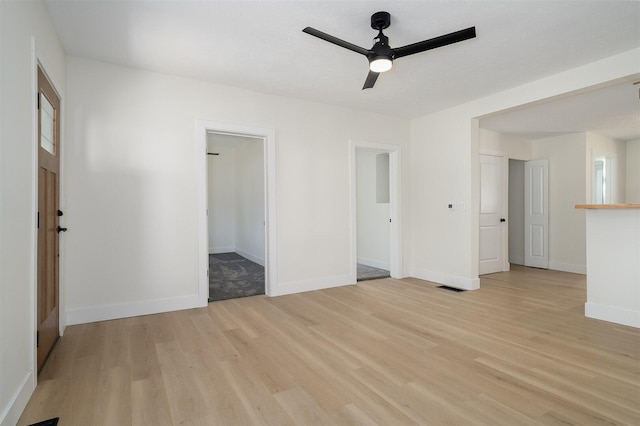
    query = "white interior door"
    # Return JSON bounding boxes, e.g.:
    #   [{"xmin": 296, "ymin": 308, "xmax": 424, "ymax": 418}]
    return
[
  {"xmin": 524, "ymin": 159, "xmax": 549, "ymax": 268},
  {"xmin": 479, "ymin": 154, "xmax": 505, "ymax": 275}
]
